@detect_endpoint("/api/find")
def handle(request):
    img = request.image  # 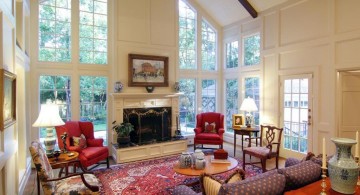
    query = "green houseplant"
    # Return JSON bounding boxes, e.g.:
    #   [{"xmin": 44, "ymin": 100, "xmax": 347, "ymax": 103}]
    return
[{"xmin": 112, "ymin": 121, "xmax": 134, "ymax": 145}]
